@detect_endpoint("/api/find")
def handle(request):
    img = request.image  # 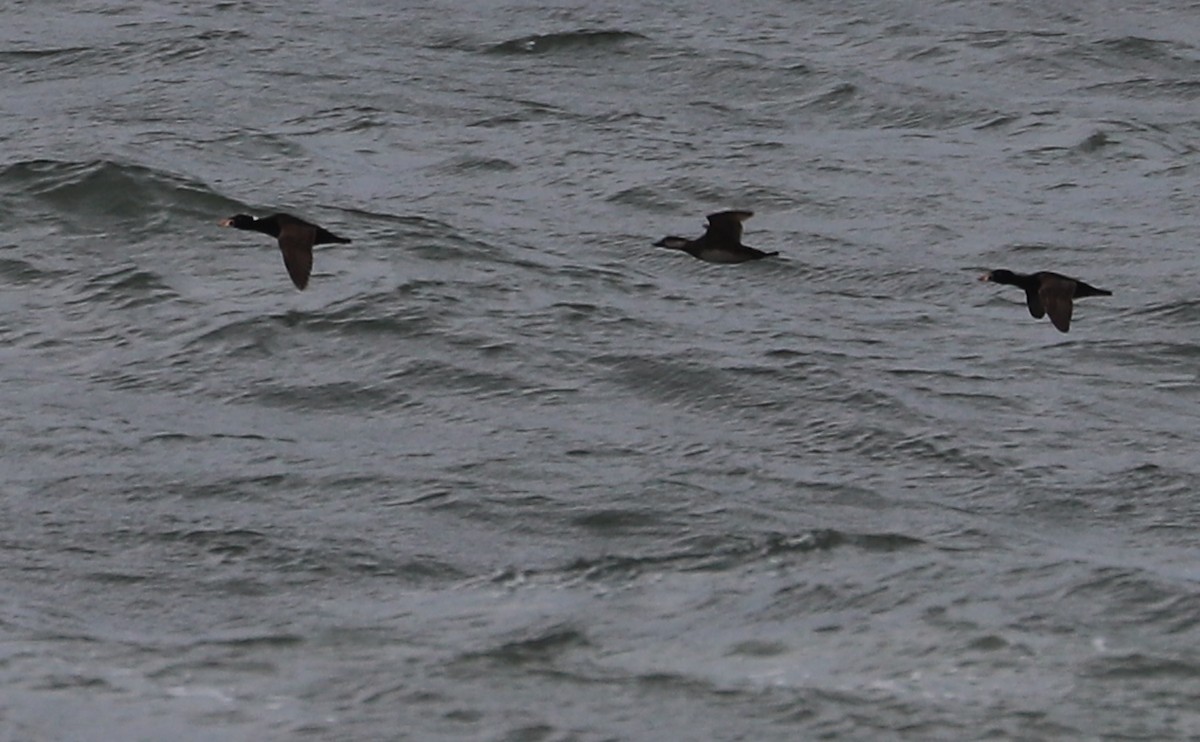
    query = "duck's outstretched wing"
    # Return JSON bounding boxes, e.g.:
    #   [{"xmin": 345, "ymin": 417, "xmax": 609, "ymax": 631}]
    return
[
  {"xmin": 277, "ymin": 224, "xmax": 316, "ymax": 290},
  {"xmin": 1038, "ymin": 276, "xmax": 1075, "ymax": 332},
  {"xmin": 1024, "ymin": 288, "xmax": 1045, "ymax": 319},
  {"xmin": 705, "ymin": 210, "xmax": 754, "ymax": 242}
]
